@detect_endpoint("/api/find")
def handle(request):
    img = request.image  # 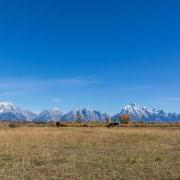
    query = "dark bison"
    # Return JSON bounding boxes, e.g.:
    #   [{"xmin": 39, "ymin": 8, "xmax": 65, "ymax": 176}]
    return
[
  {"xmin": 56, "ymin": 122, "xmax": 67, "ymax": 127},
  {"xmin": 107, "ymin": 122, "xmax": 119, "ymax": 128}
]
